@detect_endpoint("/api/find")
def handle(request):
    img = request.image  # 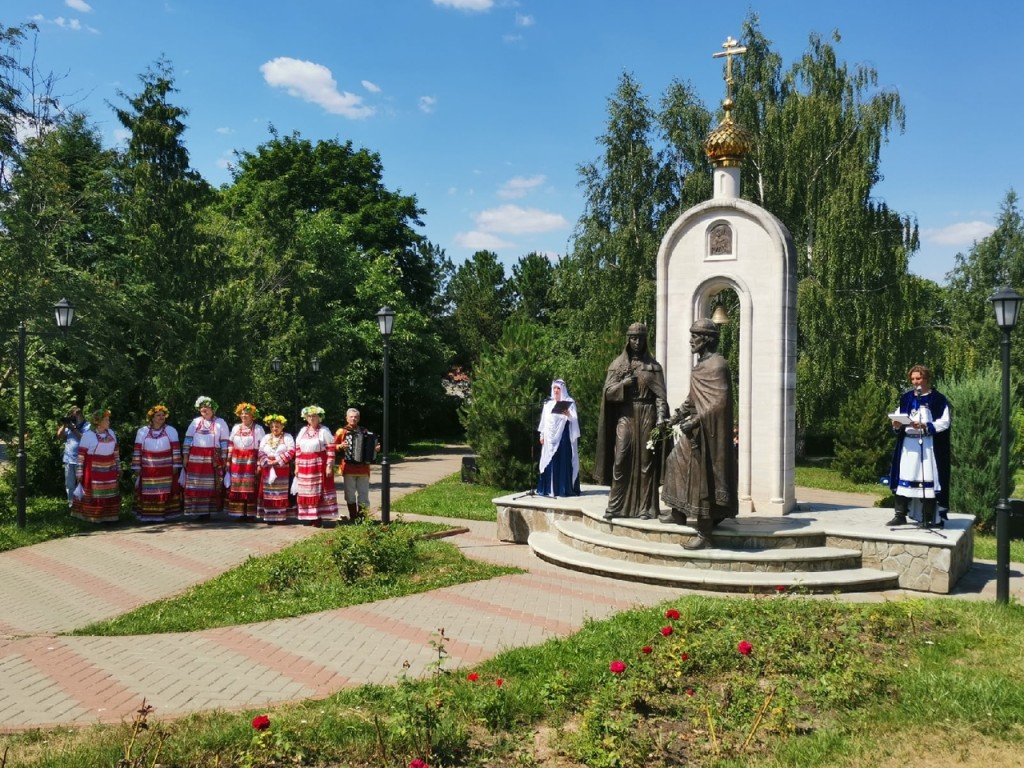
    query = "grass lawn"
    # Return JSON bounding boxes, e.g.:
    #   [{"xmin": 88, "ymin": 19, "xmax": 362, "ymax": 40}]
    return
[
  {"xmin": 75, "ymin": 520, "xmax": 520, "ymax": 635},
  {"xmin": 391, "ymin": 471, "xmax": 512, "ymax": 521},
  {"xmin": 0, "ymin": 495, "xmax": 142, "ymax": 553},
  {"xmin": 6, "ymin": 596, "xmax": 1024, "ymax": 767}
]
